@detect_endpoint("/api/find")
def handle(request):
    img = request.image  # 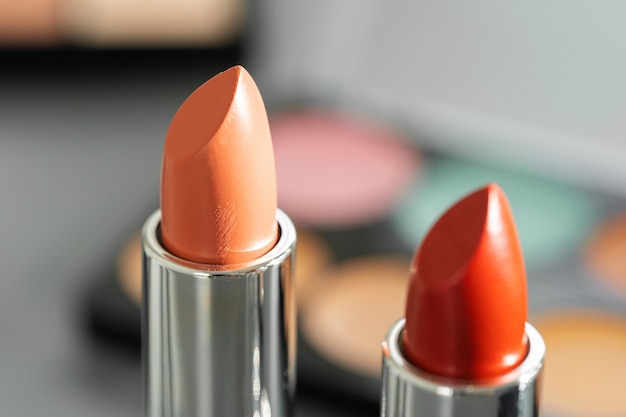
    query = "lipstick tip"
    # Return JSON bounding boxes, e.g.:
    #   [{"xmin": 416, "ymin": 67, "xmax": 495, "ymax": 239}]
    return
[
  {"xmin": 162, "ymin": 65, "xmax": 245, "ymax": 162},
  {"xmin": 160, "ymin": 65, "xmax": 278, "ymax": 265},
  {"xmin": 404, "ymin": 183, "xmax": 528, "ymax": 379}
]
